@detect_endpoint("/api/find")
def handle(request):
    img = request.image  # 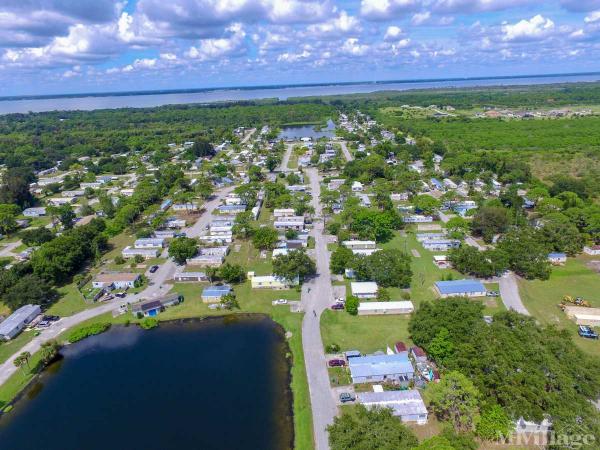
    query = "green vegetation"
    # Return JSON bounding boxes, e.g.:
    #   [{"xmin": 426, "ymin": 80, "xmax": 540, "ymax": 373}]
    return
[
  {"xmin": 67, "ymin": 322, "xmax": 112, "ymax": 343},
  {"xmin": 519, "ymin": 256, "xmax": 600, "ymax": 356},
  {"xmin": 328, "ymin": 405, "xmax": 418, "ymax": 450},
  {"xmin": 139, "ymin": 317, "xmax": 159, "ymax": 329},
  {"xmin": 410, "ymin": 298, "xmax": 600, "ymax": 442}
]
